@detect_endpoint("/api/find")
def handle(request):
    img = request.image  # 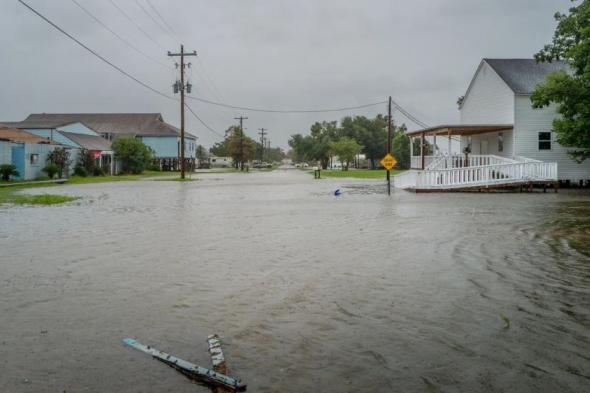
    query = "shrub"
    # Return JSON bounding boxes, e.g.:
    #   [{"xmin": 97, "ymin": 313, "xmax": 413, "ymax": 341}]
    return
[
  {"xmin": 47, "ymin": 147, "xmax": 71, "ymax": 178},
  {"xmin": 92, "ymin": 166, "xmax": 106, "ymax": 176},
  {"xmin": 0, "ymin": 164, "xmax": 19, "ymax": 181},
  {"xmin": 73, "ymin": 165, "xmax": 88, "ymax": 177},
  {"xmin": 112, "ymin": 138, "xmax": 155, "ymax": 174},
  {"xmin": 42, "ymin": 163, "xmax": 59, "ymax": 179}
]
